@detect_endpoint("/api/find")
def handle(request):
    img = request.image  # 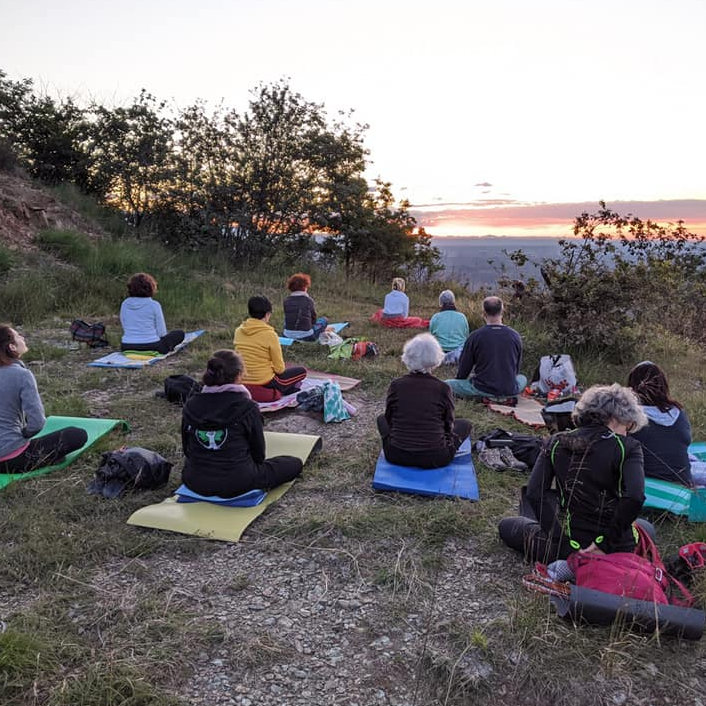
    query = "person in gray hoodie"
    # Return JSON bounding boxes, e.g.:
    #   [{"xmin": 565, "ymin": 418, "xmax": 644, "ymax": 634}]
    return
[
  {"xmin": 628, "ymin": 361, "xmax": 693, "ymax": 486},
  {"xmin": 120, "ymin": 272, "xmax": 184, "ymax": 353},
  {"xmin": 0, "ymin": 325, "xmax": 87, "ymax": 473}
]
